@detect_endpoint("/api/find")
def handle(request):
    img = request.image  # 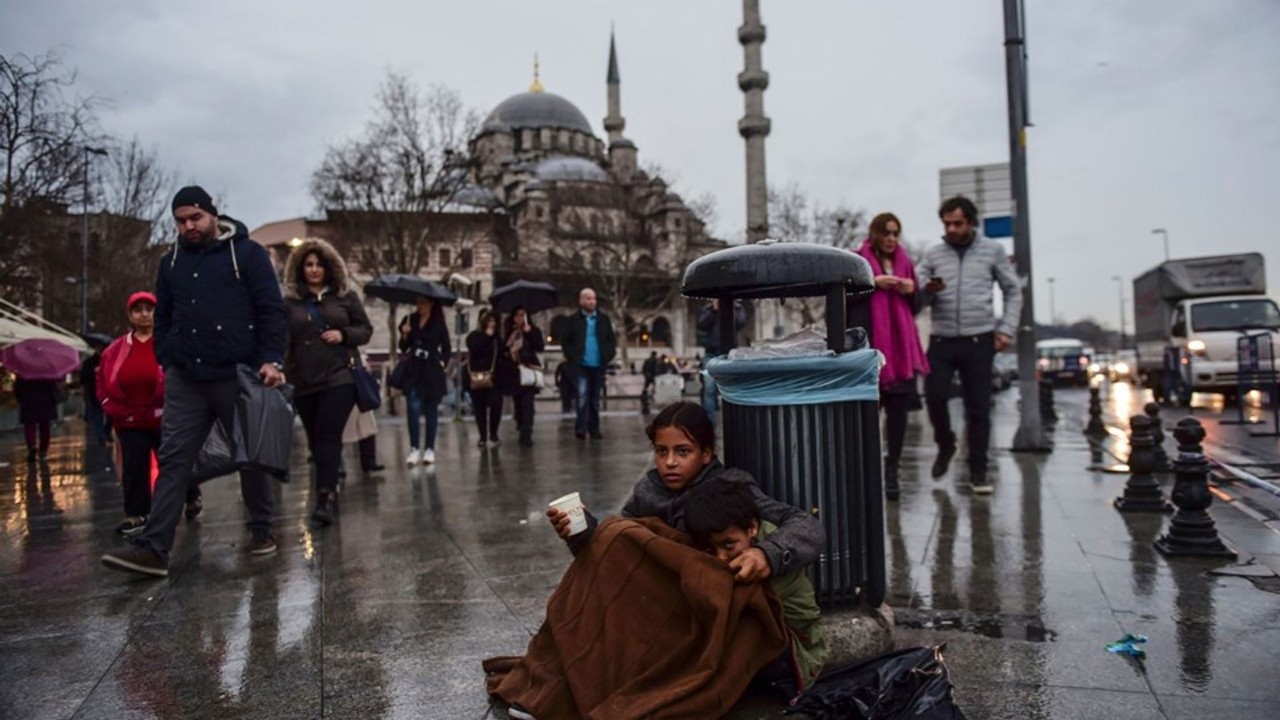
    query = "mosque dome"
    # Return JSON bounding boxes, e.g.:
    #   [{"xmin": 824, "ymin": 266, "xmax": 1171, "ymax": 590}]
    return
[
  {"xmin": 483, "ymin": 91, "xmax": 594, "ymax": 135},
  {"xmin": 534, "ymin": 156, "xmax": 609, "ymax": 182}
]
